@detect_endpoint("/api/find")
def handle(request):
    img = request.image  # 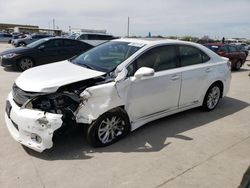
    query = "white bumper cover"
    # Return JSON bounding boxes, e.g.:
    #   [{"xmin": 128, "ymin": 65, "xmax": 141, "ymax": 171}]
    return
[{"xmin": 5, "ymin": 93, "xmax": 63, "ymax": 152}]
